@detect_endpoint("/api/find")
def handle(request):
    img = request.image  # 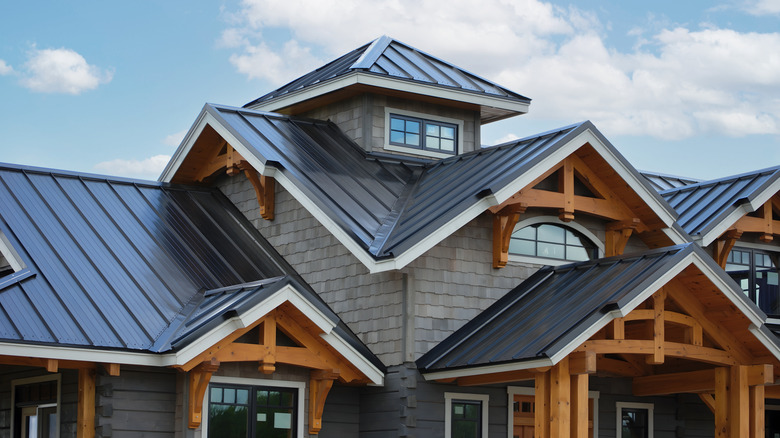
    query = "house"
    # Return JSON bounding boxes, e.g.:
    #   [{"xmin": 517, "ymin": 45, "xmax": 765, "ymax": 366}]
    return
[{"xmin": 1, "ymin": 35, "xmax": 779, "ymax": 438}]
